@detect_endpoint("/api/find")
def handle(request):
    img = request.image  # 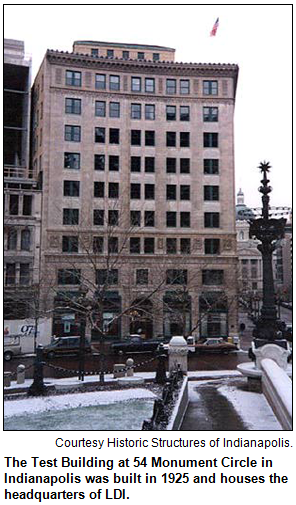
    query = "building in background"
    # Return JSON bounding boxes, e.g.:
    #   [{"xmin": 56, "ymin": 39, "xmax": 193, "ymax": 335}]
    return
[{"xmin": 31, "ymin": 40, "xmax": 239, "ymax": 341}]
